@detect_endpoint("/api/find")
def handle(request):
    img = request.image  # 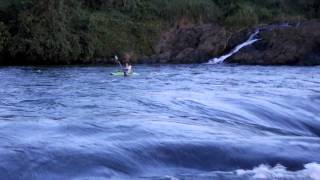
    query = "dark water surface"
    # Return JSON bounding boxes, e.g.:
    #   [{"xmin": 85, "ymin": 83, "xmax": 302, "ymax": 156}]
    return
[{"xmin": 0, "ymin": 65, "xmax": 319, "ymax": 179}]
